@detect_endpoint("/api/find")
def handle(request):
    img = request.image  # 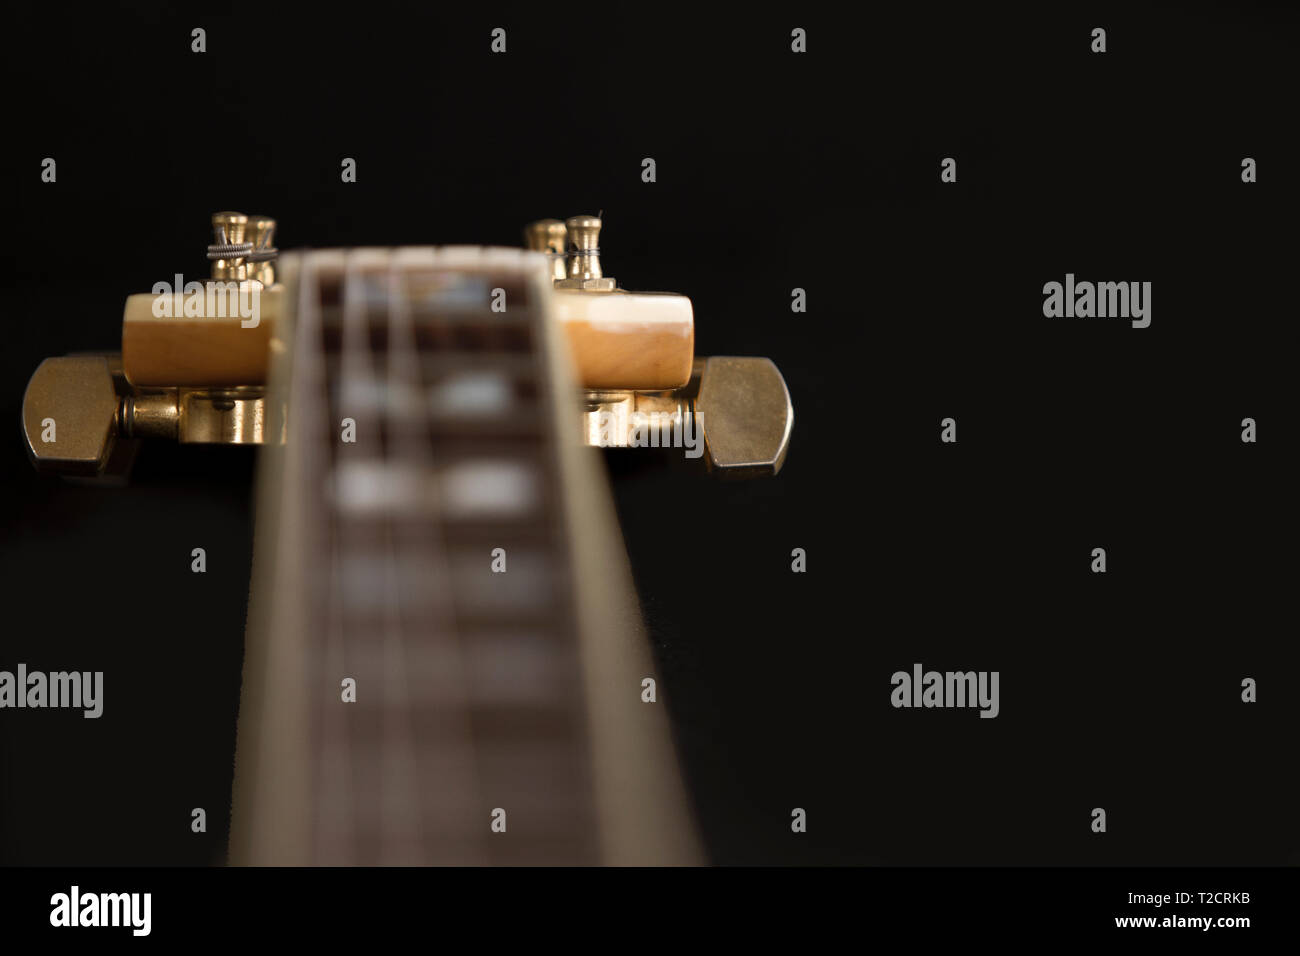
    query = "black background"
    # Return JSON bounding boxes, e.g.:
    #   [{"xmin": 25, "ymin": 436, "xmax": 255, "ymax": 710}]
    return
[{"xmin": 1, "ymin": 2, "xmax": 1295, "ymax": 867}]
